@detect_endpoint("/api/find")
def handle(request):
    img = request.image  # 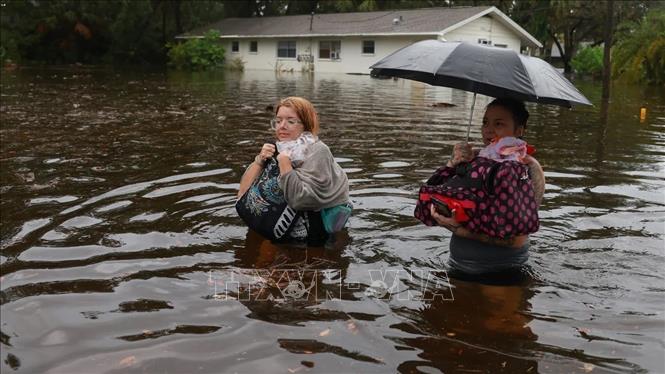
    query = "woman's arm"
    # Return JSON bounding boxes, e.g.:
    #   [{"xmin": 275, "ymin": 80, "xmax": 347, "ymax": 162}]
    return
[
  {"xmin": 277, "ymin": 152, "xmax": 293, "ymax": 176},
  {"xmin": 524, "ymin": 155, "xmax": 545, "ymax": 206},
  {"xmin": 237, "ymin": 159, "xmax": 264, "ymax": 199},
  {"xmin": 237, "ymin": 143, "xmax": 276, "ymax": 199},
  {"xmin": 429, "ymin": 205, "xmax": 527, "ymax": 248}
]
